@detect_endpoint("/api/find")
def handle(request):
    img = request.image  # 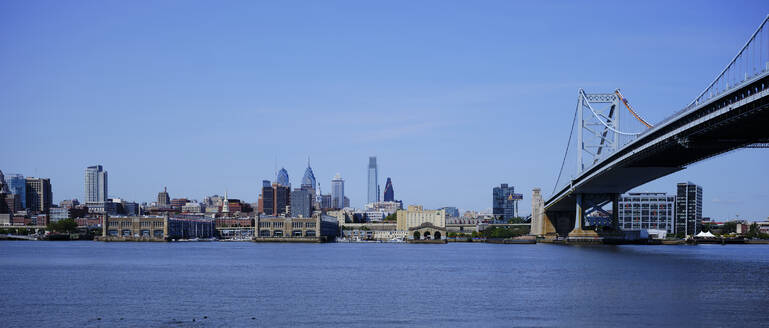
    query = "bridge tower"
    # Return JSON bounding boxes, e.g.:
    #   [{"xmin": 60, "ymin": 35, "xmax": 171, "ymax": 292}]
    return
[{"xmin": 577, "ymin": 90, "xmax": 621, "ymax": 172}]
